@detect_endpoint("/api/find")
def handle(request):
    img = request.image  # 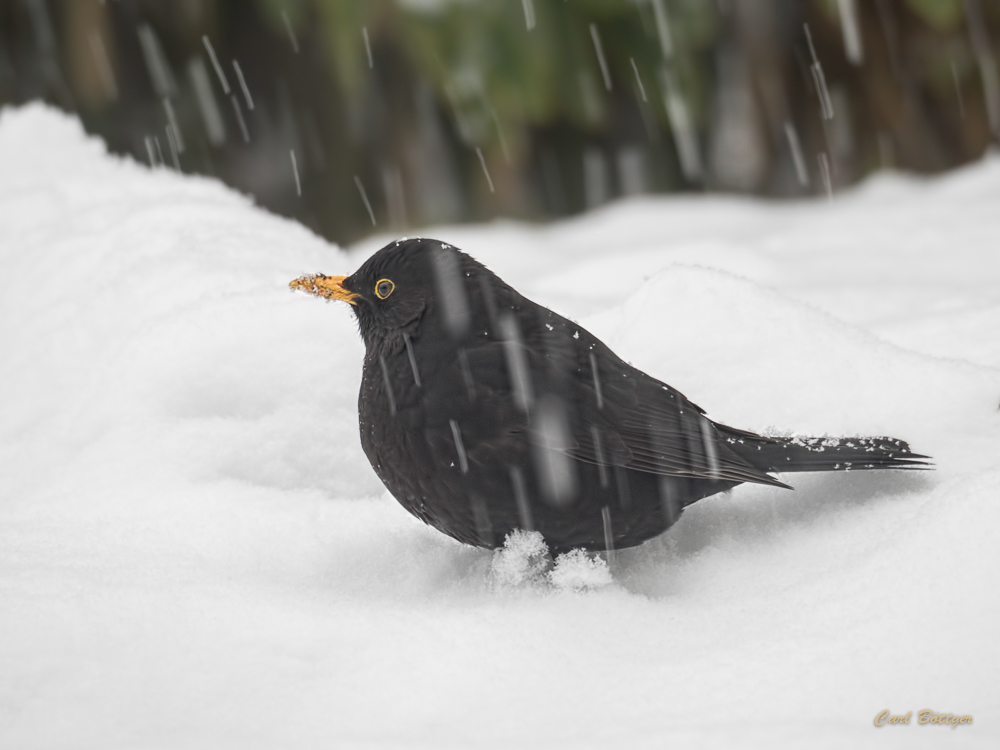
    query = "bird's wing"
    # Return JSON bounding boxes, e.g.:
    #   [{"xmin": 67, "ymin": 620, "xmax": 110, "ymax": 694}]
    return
[
  {"xmin": 567, "ymin": 381, "xmax": 790, "ymax": 488},
  {"xmin": 417, "ymin": 309, "xmax": 786, "ymax": 489},
  {"xmin": 524, "ymin": 322, "xmax": 789, "ymax": 489}
]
